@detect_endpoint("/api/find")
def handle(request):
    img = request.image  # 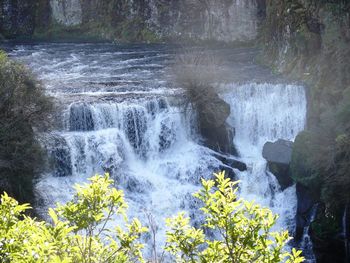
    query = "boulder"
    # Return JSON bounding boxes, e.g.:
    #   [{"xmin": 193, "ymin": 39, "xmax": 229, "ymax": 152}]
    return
[
  {"xmin": 197, "ymin": 93, "xmax": 237, "ymax": 155},
  {"xmin": 263, "ymin": 139, "xmax": 293, "ymax": 189},
  {"xmin": 213, "ymin": 152, "xmax": 247, "ymax": 181},
  {"xmin": 263, "ymin": 139, "xmax": 293, "ymax": 164},
  {"xmin": 213, "ymin": 153, "xmax": 247, "ymax": 172},
  {"xmin": 295, "ymin": 183, "xmax": 316, "ymax": 241}
]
